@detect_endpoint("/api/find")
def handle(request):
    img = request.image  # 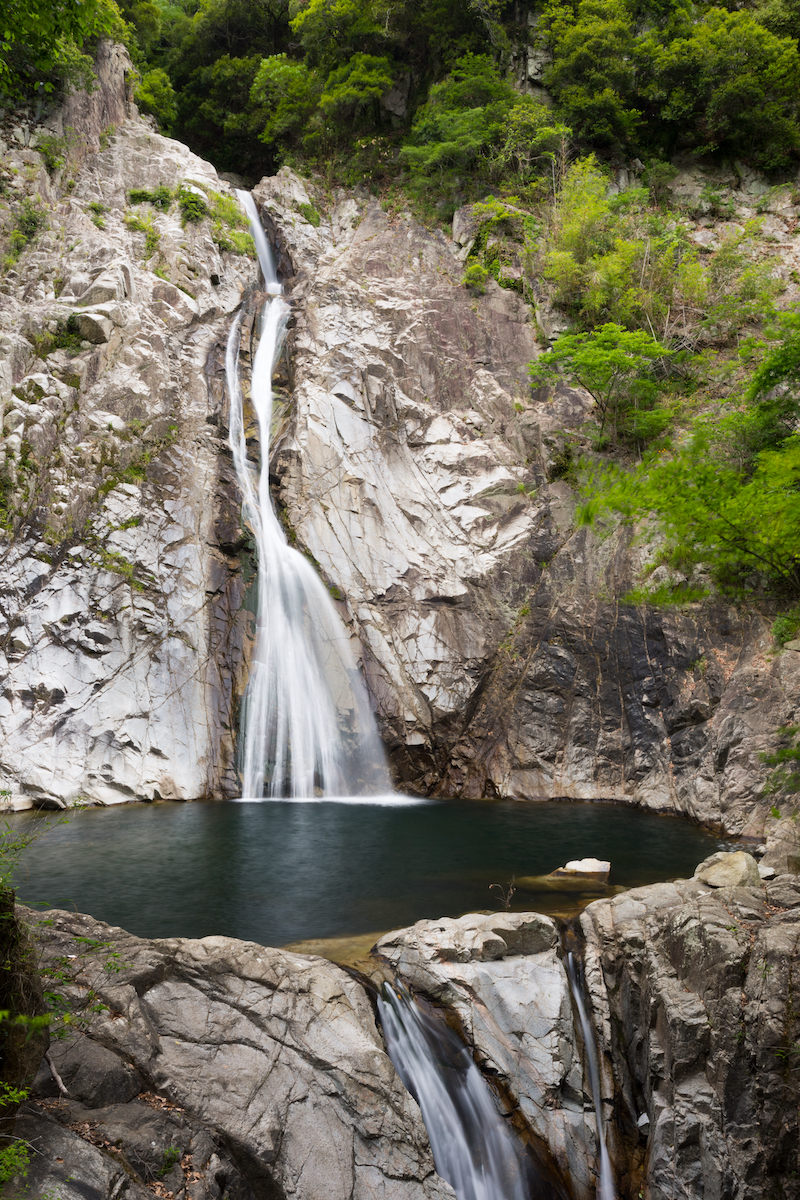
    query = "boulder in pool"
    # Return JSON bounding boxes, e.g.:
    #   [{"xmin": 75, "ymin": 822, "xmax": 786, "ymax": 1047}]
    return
[{"xmin": 516, "ymin": 857, "xmax": 612, "ymax": 892}]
